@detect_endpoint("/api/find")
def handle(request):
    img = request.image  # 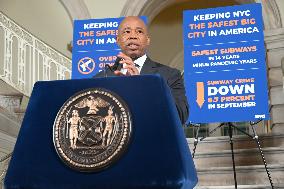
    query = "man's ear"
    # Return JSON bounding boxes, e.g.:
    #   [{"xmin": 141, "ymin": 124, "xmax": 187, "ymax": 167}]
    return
[{"xmin": 147, "ymin": 36, "xmax": 150, "ymax": 46}]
